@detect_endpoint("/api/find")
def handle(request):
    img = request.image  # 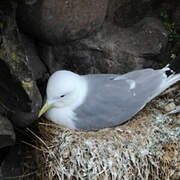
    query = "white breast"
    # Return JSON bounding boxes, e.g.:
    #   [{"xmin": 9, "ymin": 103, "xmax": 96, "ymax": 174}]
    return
[{"xmin": 46, "ymin": 107, "xmax": 77, "ymax": 129}]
